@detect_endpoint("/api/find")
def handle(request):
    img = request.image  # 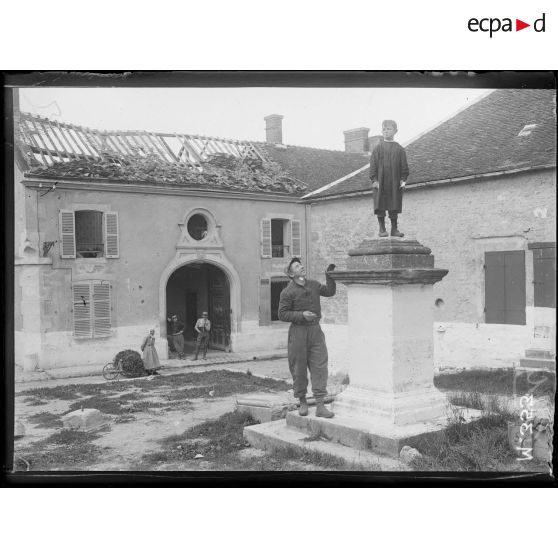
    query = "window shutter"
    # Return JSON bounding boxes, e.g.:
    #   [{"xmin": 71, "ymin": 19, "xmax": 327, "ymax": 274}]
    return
[
  {"xmin": 485, "ymin": 251, "xmax": 526, "ymax": 325},
  {"xmin": 259, "ymin": 278, "xmax": 271, "ymax": 325},
  {"xmin": 261, "ymin": 219, "xmax": 271, "ymax": 258},
  {"xmin": 291, "ymin": 219, "xmax": 301, "ymax": 257},
  {"xmin": 73, "ymin": 283, "xmax": 92, "ymax": 338},
  {"xmin": 503, "ymin": 251, "xmax": 526, "ymax": 325},
  {"xmin": 533, "ymin": 247, "xmax": 556, "ymax": 308},
  {"xmin": 59, "ymin": 210, "xmax": 76, "ymax": 259},
  {"xmin": 104, "ymin": 212, "xmax": 119, "ymax": 258},
  {"xmin": 93, "ymin": 282, "xmax": 112, "ymax": 337}
]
